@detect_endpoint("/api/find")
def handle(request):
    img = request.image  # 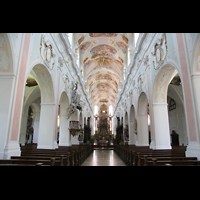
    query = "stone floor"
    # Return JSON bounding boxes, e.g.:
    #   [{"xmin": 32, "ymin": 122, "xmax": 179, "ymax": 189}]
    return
[{"xmin": 81, "ymin": 149, "xmax": 126, "ymax": 166}]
